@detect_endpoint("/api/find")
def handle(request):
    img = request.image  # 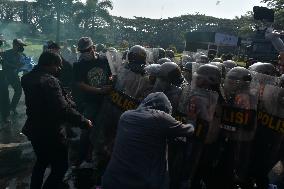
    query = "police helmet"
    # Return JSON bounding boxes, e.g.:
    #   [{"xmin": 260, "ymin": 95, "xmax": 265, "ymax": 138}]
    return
[
  {"xmin": 223, "ymin": 60, "xmax": 237, "ymax": 70},
  {"xmin": 224, "ymin": 67, "xmax": 252, "ymax": 97},
  {"xmin": 210, "ymin": 62, "xmax": 226, "ymax": 78},
  {"xmin": 194, "ymin": 64, "xmax": 222, "ymax": 91},
  {"xmin": 157, "ymin": 58, "xmax": 171, "ymax": 65},
  {"xmin": 158, "ymin": 62, "xmax": 184, "ymax": 86},
  {"xmin": 128, "ymin": 45, "xmax": 147, "ymax": 65},
  {"xmin": 248, "ymin": 62, "xmax": 277, "ymax": 76},
  {"xmin": 212, "ymin": 58, "xmax": 223, "ymax": 63},
  {"xmin": 197, "ymin": 55, "xmax": 209, "ymax": 63}
]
